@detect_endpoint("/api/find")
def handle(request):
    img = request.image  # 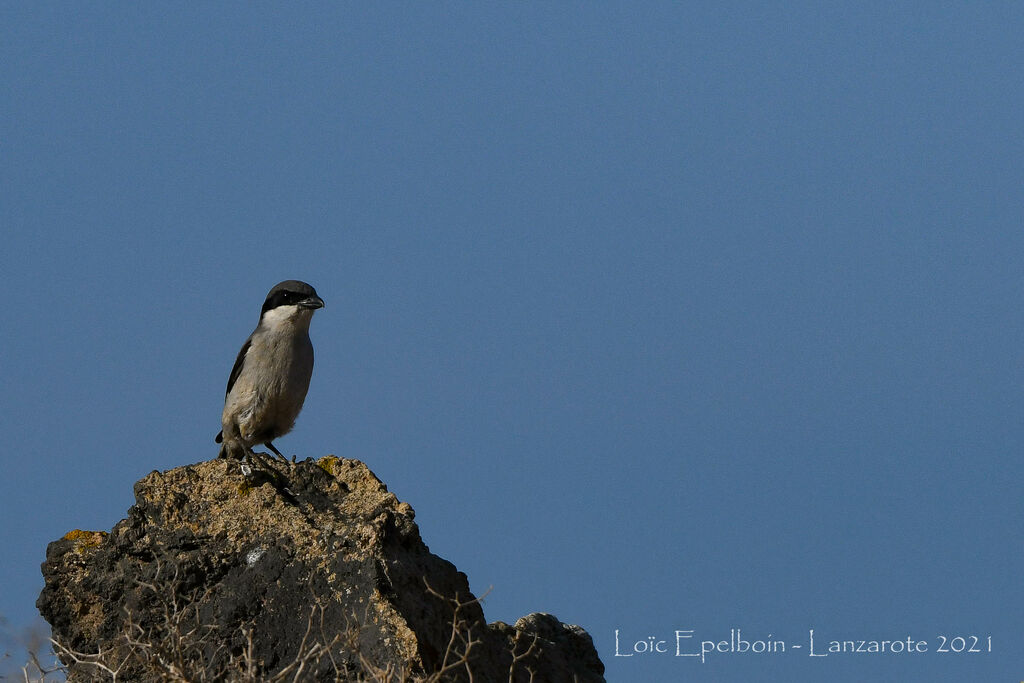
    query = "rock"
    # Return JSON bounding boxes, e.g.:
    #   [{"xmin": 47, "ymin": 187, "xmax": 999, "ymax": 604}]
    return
[{"xmin": 37, "ymin": 456, "xmax": 605, "ymax": 682}]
